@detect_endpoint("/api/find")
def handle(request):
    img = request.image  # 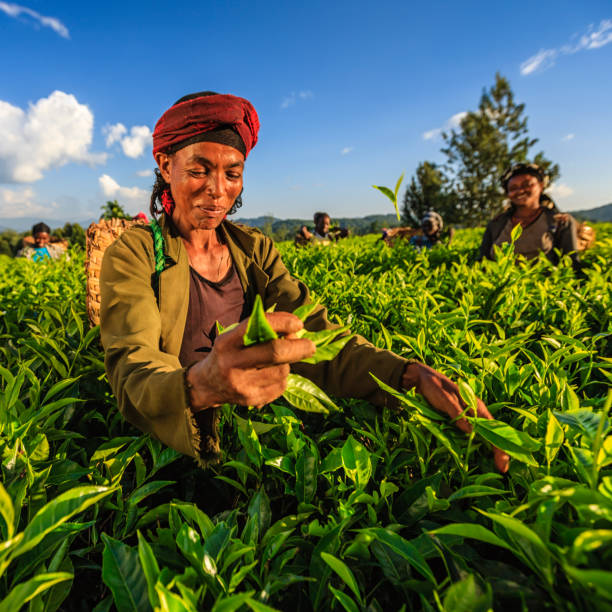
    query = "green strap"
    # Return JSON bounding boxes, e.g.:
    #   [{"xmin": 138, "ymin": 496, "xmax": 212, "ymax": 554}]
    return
[
  {"xmin": 149, "ymin": 218, "xmax": 165, "ymax": 275},
  {"xmin": 149, "ymin": 218, "xmax": 165, "ymax": 303}
]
